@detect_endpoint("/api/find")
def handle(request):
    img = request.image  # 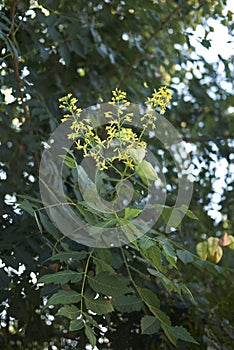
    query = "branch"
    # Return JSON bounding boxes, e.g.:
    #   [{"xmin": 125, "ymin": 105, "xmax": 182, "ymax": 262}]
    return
[
  {"xmin": 118, "ymin": 2, "xmax": 183, "ymax": 89},
  {"xmin": 10, "ymin": 0, "xmax": 30, "ymax": 122}
]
